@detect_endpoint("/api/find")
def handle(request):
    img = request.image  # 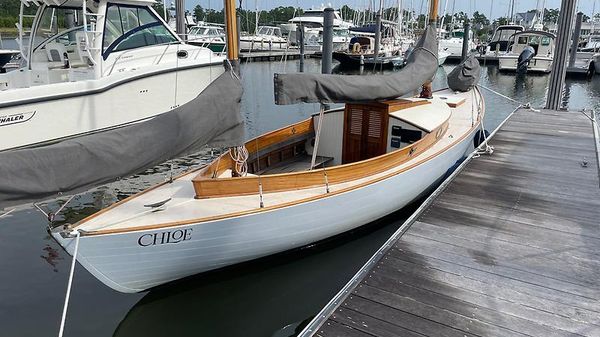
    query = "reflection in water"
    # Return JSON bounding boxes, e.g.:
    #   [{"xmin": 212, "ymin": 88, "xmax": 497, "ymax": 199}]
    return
[{"xmin": 40, "ymin": 244, "xmax": 62, "ymax": 272}]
